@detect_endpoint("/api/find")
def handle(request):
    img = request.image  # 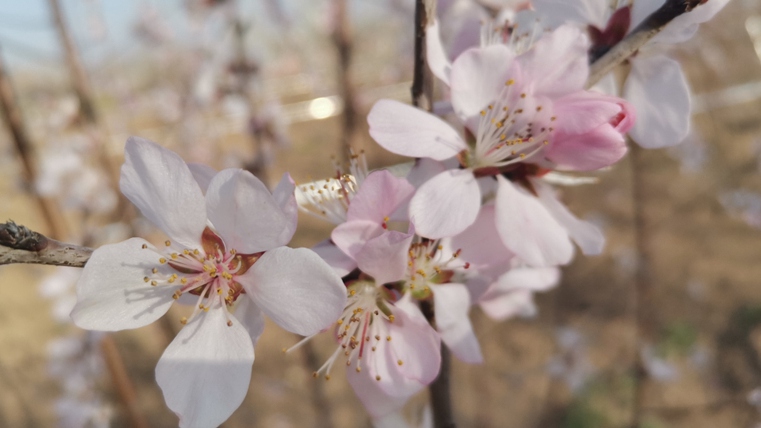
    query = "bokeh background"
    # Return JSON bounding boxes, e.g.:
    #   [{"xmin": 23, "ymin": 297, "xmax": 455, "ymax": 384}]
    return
[{"xmin": 0, "ymin": 0, "xmax": 760, "ymax": 427}]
